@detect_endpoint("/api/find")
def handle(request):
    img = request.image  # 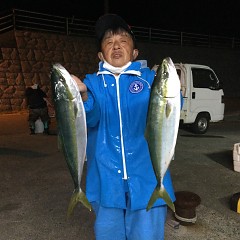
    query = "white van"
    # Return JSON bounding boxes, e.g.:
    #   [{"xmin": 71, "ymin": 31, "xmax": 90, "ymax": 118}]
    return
[{"xmin": 175, "ymin": 63, "xmax": 225, "ymax": 134}]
